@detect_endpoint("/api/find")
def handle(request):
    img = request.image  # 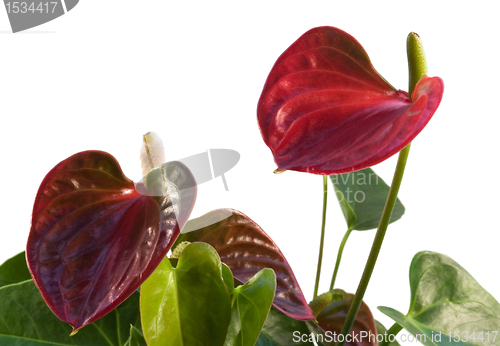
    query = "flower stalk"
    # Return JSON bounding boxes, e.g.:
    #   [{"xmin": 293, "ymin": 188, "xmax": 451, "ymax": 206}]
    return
[
  {"xmin": 336, "ymin": 32, "xmax": 428, "ymax": 346},
  {"xmin": 313, "ymin": 175, "xmax": 329, "ymax": 298},
  {"xmin": 329, "ymin": 228, "xmax": 352, "ymax": 290}
]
